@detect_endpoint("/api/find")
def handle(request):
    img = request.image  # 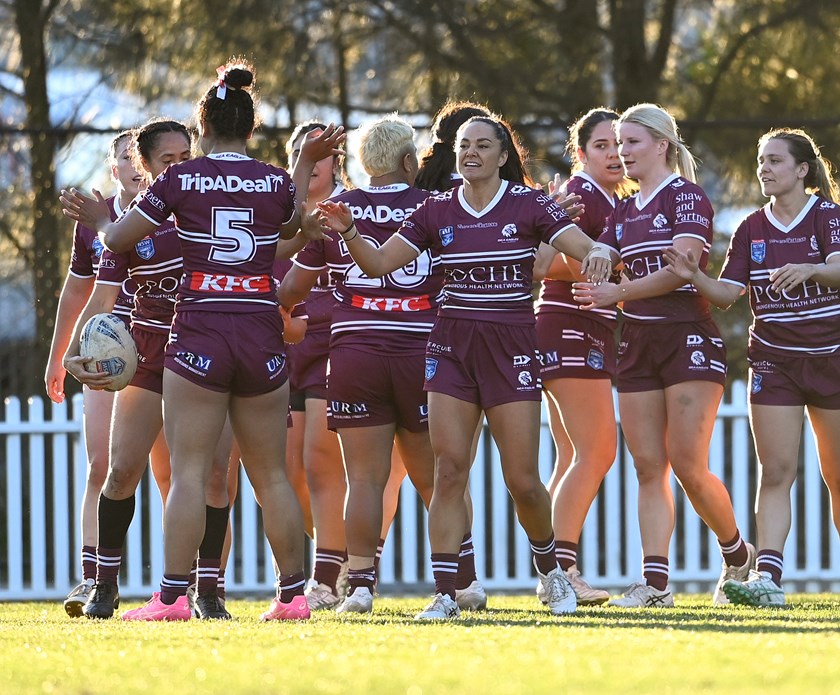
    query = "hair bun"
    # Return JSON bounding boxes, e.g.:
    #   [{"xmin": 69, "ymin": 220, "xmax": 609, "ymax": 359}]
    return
[{"xmin": 222, "ymin": 66, "xmax": 254, "ymax": 90}]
